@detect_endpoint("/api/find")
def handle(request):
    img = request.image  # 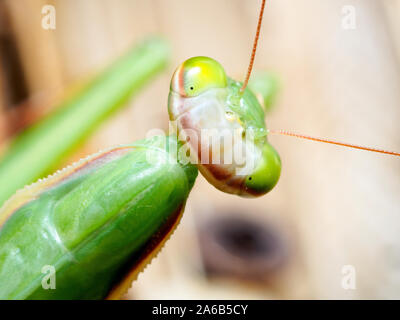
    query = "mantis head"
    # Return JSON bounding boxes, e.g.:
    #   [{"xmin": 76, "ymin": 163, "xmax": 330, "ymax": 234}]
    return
[{"xmin": 168, "ymin": 56, "xmax": 281, "ymax": 197}]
